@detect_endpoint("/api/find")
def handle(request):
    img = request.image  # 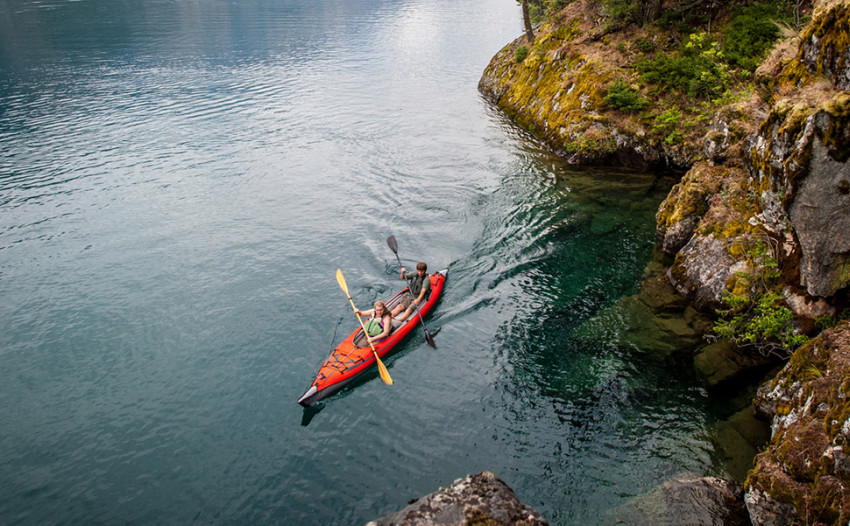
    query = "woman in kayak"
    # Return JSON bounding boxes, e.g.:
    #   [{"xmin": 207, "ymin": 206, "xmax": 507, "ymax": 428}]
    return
[{"xmin": 354, "ymin": 301, "xmax": 393, "ymax": 347}]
